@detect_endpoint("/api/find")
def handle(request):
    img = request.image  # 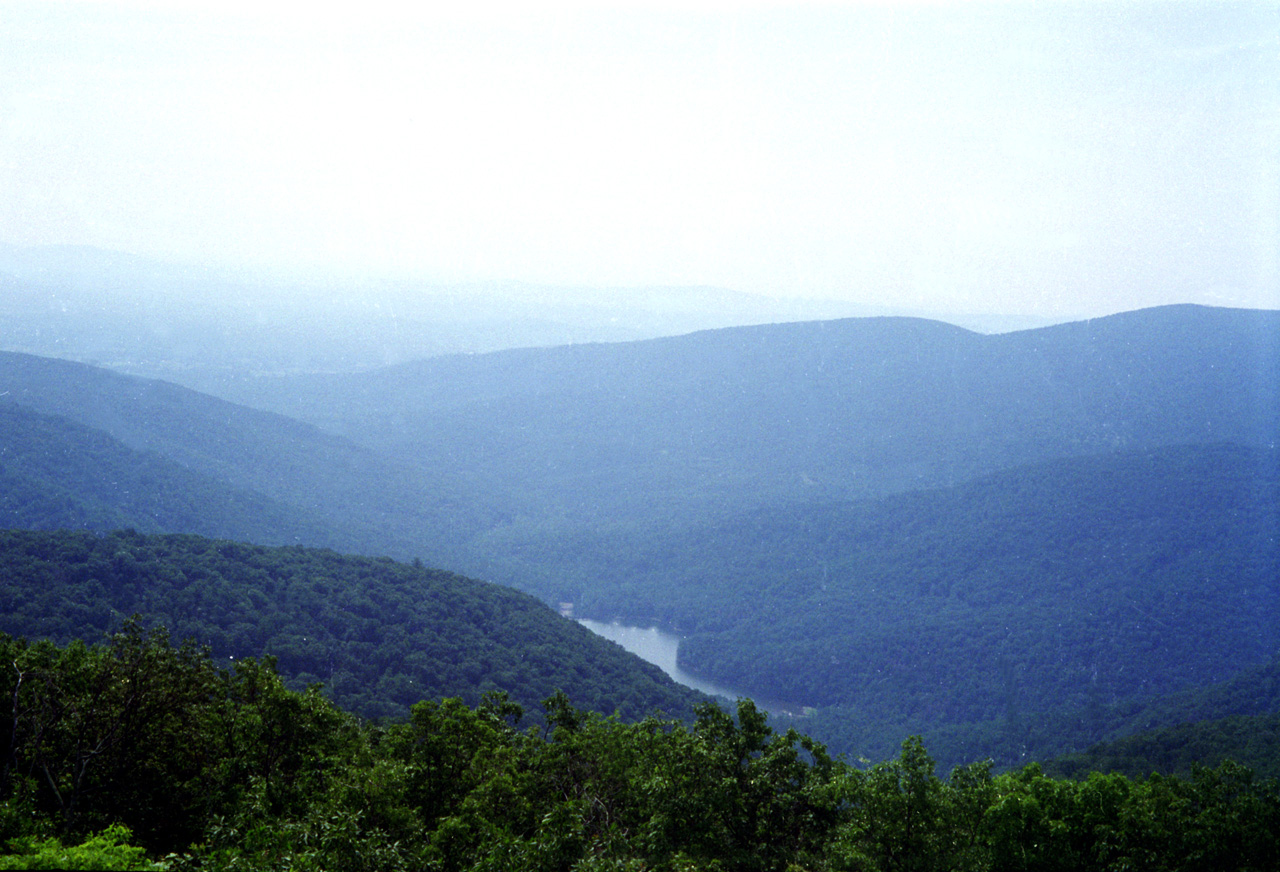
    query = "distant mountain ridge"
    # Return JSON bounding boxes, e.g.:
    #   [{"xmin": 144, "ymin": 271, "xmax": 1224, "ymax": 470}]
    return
[
  {"xmin": 0, "ymin": 242, "xmax": 920, "ymax": 383},
  {"xmin": 8, "ymin": 305, "xmax": 1271, "ymax": 538},
  {"xmin": 0, "ymin": 303, "xmax": 1276, "ymax": 766},
  {"xmin": 214, "ymin": 304, "xmax": 1278, "ymax": 528}
]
